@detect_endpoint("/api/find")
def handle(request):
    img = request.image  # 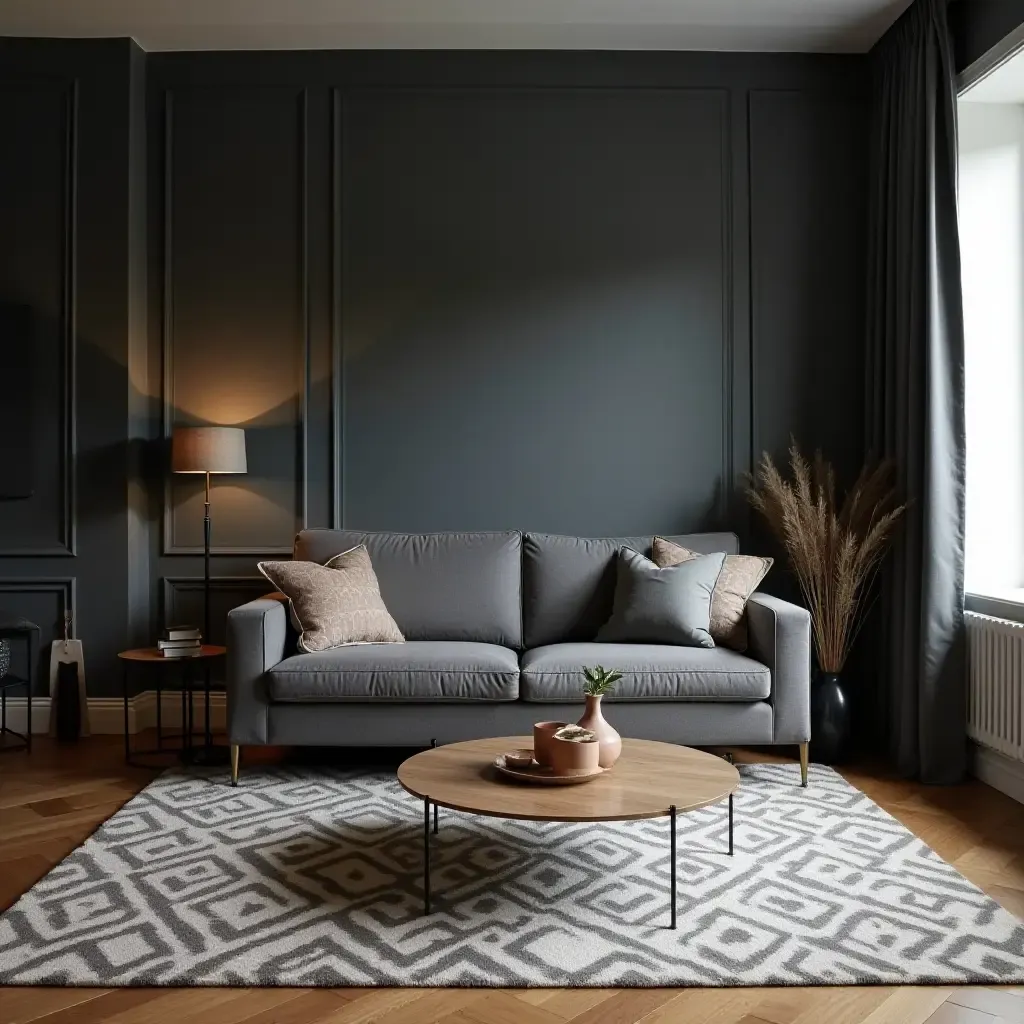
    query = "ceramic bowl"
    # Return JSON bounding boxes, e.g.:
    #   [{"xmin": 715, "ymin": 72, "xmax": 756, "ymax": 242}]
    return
[
  {"xmin": 548, "ymin": 733, "xmax": 601, "ymax": 774},
  {"xmin": 532, "ymin": 721, "xmax": 568, "ymax": 767},
  {"xmin": 503, "ymin": 748, "xmax": 535, "ymax": 769}
]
